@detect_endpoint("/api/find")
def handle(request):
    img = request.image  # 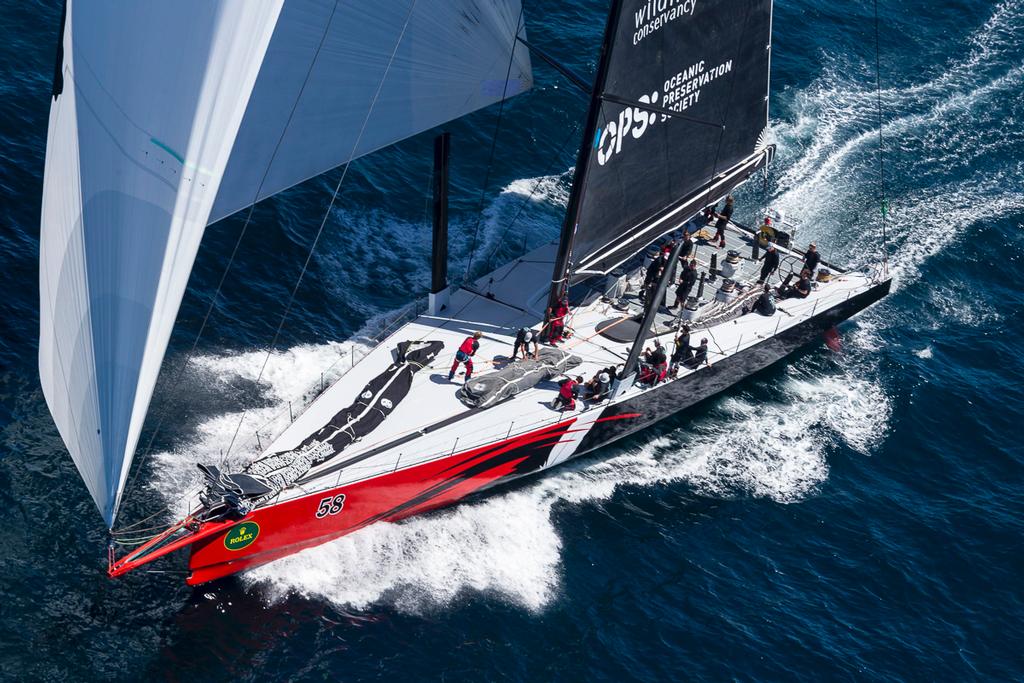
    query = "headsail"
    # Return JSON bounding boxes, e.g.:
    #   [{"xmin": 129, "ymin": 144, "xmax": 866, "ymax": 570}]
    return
[
  {"xmin": 39, "ymin": 0, "xmax": 532, "ymax": 527},
  {"xmin": 211, "ymin": 1, "xmax": 532, "ymax": 221},
  {"xmin": 565, "ymin": 0, "xmax": 774, "ymax": 280}
]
